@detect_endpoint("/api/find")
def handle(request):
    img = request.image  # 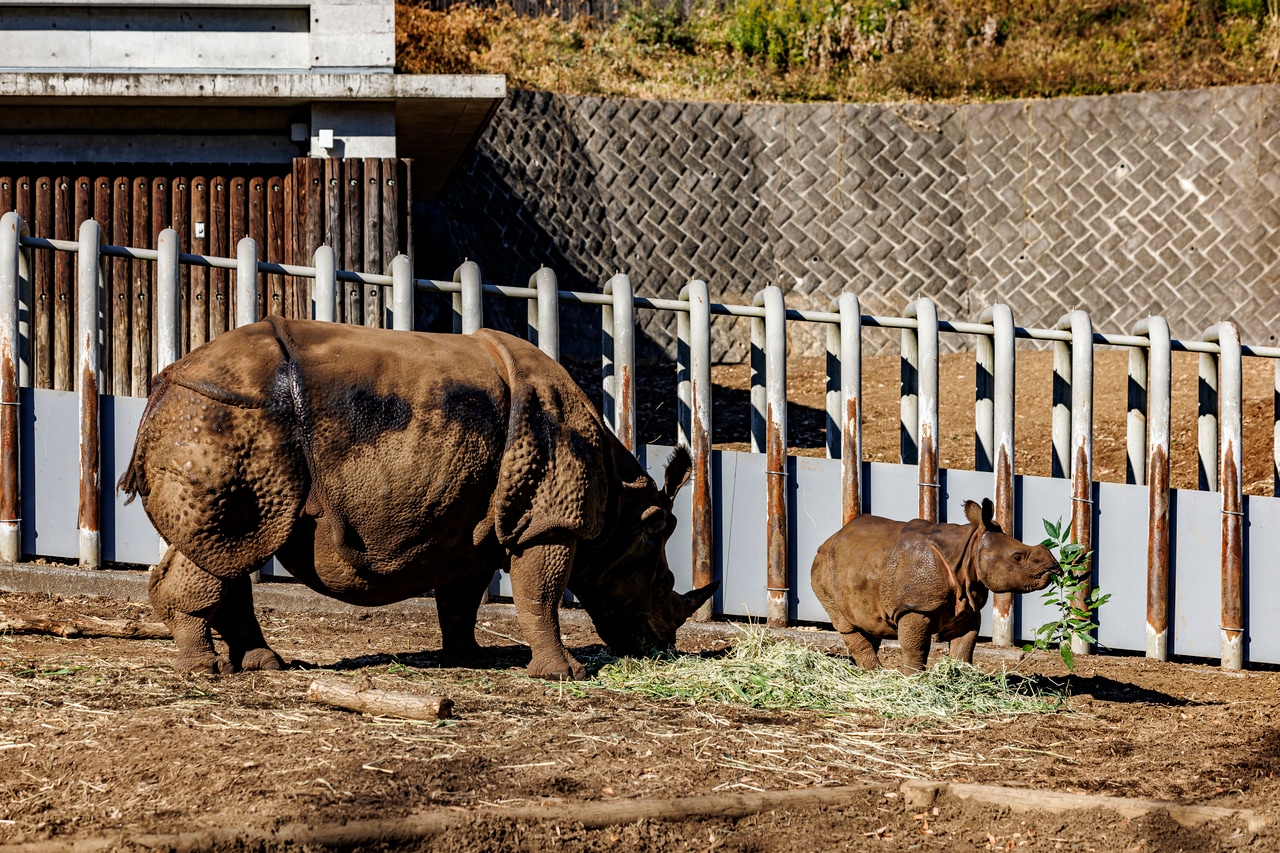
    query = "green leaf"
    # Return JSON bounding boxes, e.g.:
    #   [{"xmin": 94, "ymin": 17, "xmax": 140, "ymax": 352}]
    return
[{"xmin": 1059, "ymin": 644, "xmax": 1075, "ymax": 672}]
